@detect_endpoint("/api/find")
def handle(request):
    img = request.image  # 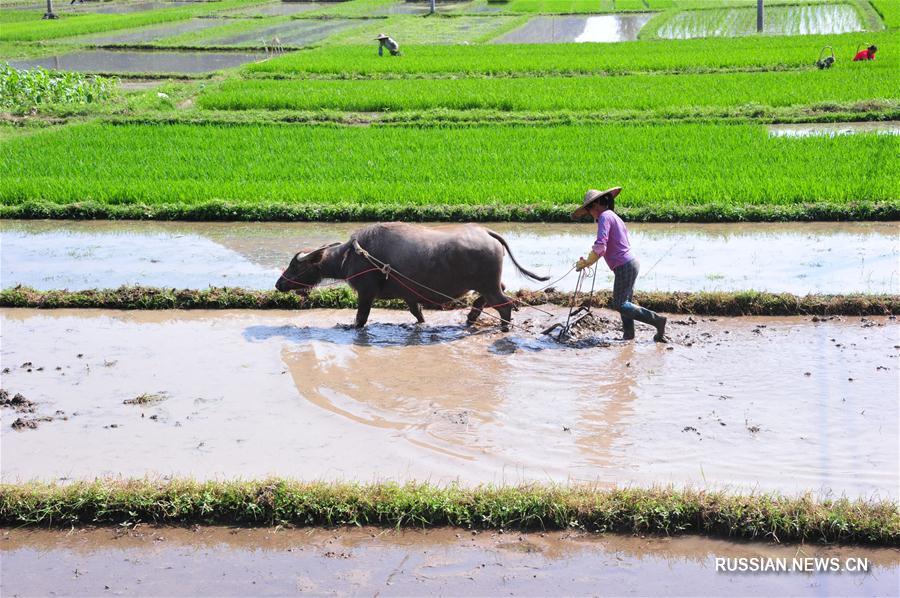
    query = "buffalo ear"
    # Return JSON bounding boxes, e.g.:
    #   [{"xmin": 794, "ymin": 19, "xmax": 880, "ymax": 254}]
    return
[{"xmin": 297, "ymin": 242, "xmax": 340, "ymax": 264}]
